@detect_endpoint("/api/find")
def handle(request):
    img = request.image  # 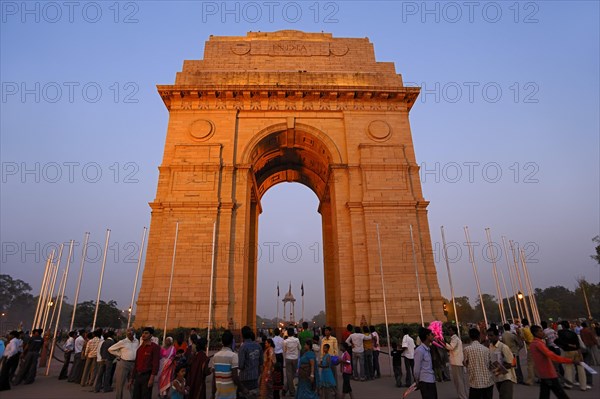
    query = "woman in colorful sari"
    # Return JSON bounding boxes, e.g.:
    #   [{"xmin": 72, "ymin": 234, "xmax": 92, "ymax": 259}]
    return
[
  {"xmin": 259, "ymin": 338, "xmax": 276, "ymax": 399},
  {"xmin": 187, "ymin": 335, "xmax": 211, "ymax": 399},
  {"xmin": 295, "ymin": 339, "xmax": 319, "ymax": 399},
  {"xmin": 159, "ymin": 337, "xmax": 176, "ymax": 398}
]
